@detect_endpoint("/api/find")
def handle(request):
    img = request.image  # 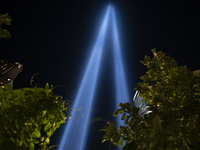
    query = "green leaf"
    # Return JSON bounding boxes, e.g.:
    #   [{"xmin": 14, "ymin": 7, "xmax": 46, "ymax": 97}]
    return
[
  {"xmin": 125, "ymin": 116, "xmax": 131, "ymax": 125},
  {"xmin": 113, "ymin": 109, "xmax": 125, "ymax": 117},
  {"xmin": 112, "ymin": 134, "xmax": 121, "ymax": 146},
  {"xmin": 42, "ymin": 118, "xmax": 48, "ymax": 124},
  {"xmin": 32, "ymin": 129, "xmax": 41, "ymax": 138},
  {"xmin": 4, "ymin": 84, "xmax": 12, "ymax": 91},
  {"xmin": 41, "ymin": 137, "xmax": 45, "ymax": 142},
  {"xmin": 29, "ymin": 142, "xmax": 35, "ymax": 150},
  {"xmin": 45, "ymin": 138, "xmax": 50, "ymax": 144},
  {"xmin": 118, "ymin": 102, "xmax": 131, "ymax": 112},
  {"xmin": 131, "ymin": 106, "xmax": 139, "ymax": 114},
  {"xmin": 12, "ymin": 89, "xmax": 22, "ymax": 94},
  {"xmin": 120, "ymin": 137, "xmax": 124, "ymax": 146},
  {"xmin": 121, "ymin": 113, "xmax": 126, "ymax": 120}
]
